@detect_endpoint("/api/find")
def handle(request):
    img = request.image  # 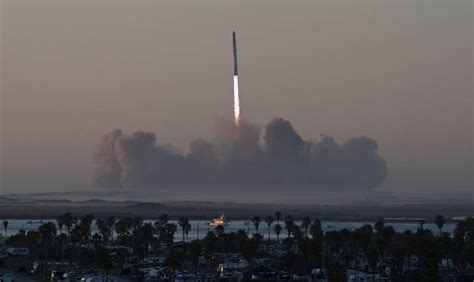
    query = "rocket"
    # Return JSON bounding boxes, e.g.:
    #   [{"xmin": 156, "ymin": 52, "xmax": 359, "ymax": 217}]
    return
[
  {"xmin": 232, "ymin": 31, "xmax": 240, "ymax": 126},
  {"xmin": 233, "ymin": 31, "xmax": 238, "ymax": 76}
]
